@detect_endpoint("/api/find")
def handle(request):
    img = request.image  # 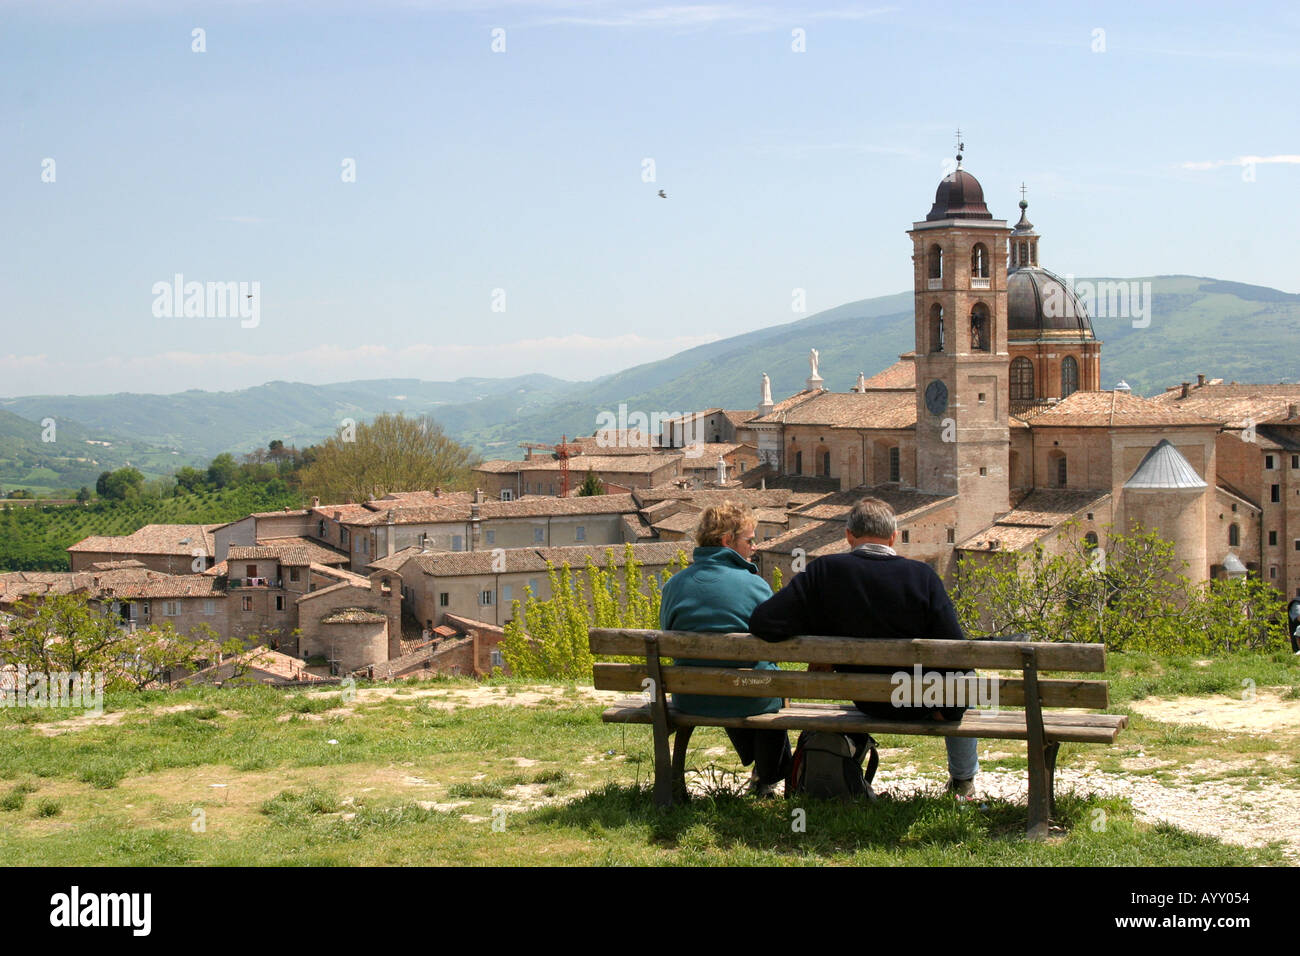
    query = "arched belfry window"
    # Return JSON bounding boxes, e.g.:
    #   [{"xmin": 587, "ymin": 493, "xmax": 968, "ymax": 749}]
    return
[
  {"xmin": 970, "ymin": 304, "xmax": 990, "ymax": 352},
  {"xmin": 971, "ymin": 243, "xmax": 989, "ymax": 279},
  {"xmin": 929, "ymin": 303, "xmax": 945, "ymax": 353},
  {"xmin": 1010, "ymin": 357, "xmax": 1035, "ymax": 402},
  {"xmin": 928, "ymin": 245, "xmax": 943, "ymax": 280},
  {"xmin": 1061, "ymin": 355, "xmax": 1079, "ymax": 397}
]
